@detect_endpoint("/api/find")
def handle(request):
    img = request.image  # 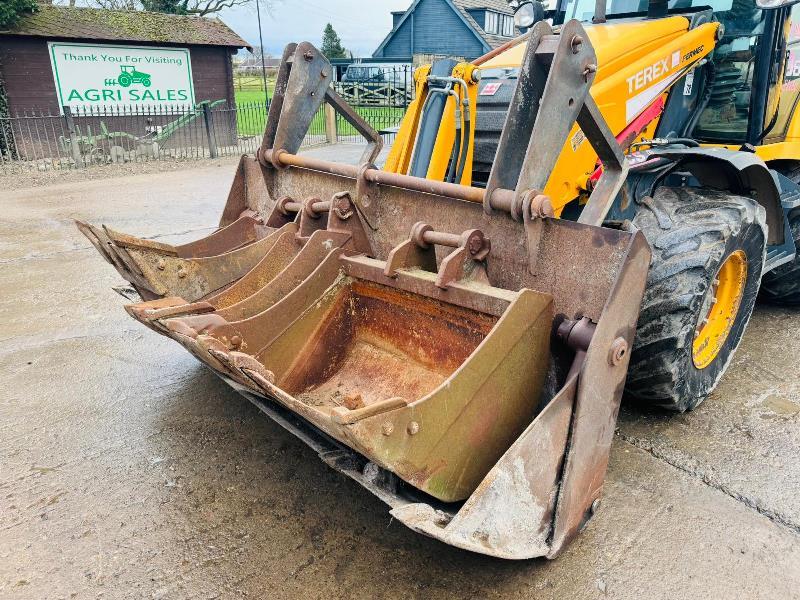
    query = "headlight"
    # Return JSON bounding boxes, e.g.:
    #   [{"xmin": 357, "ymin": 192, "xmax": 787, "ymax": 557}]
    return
[{"xmin": 514, "ymin": 2, "xmax": 539, "ymax": 28}]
